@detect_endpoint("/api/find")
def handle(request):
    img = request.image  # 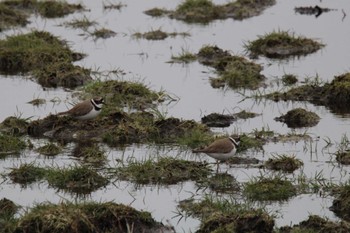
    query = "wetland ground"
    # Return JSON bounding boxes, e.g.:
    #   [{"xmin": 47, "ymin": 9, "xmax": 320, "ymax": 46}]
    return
[{"xmin": 1, "ymin": 0, "xmax": 350, "ymax": 232}]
